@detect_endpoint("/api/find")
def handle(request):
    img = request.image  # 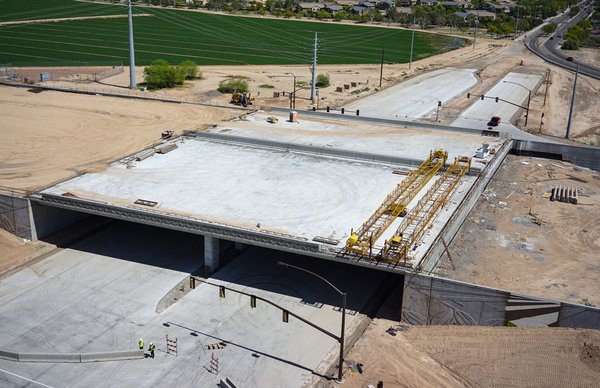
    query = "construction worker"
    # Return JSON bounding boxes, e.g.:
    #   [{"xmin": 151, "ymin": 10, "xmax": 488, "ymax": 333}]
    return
[
  {"xmin": 138, "ymin": 338, "xmax": 144, "ymax": 350},
  {"xmin": 149, "ymin": 342, "xmax": 155, "ymax": 359}
]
